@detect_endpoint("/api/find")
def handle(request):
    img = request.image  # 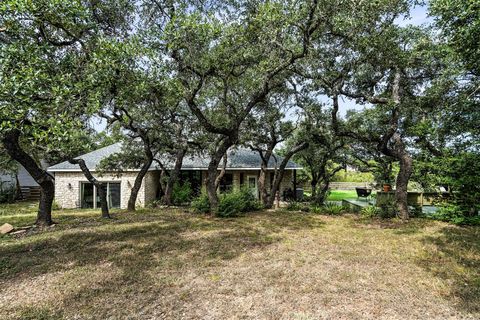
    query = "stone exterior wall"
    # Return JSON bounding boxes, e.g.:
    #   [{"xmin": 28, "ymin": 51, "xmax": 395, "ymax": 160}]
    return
[
  {"xmin": 53, "ymin": 169, "xmax": 296, "ymax": 209},
  {"xmin": 54, "ymin": 171, "xmax": 152, "ymax": 209},
  {"xmin": 198, "ymin": 169, "xmax": 295, "ymax": 198}
]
